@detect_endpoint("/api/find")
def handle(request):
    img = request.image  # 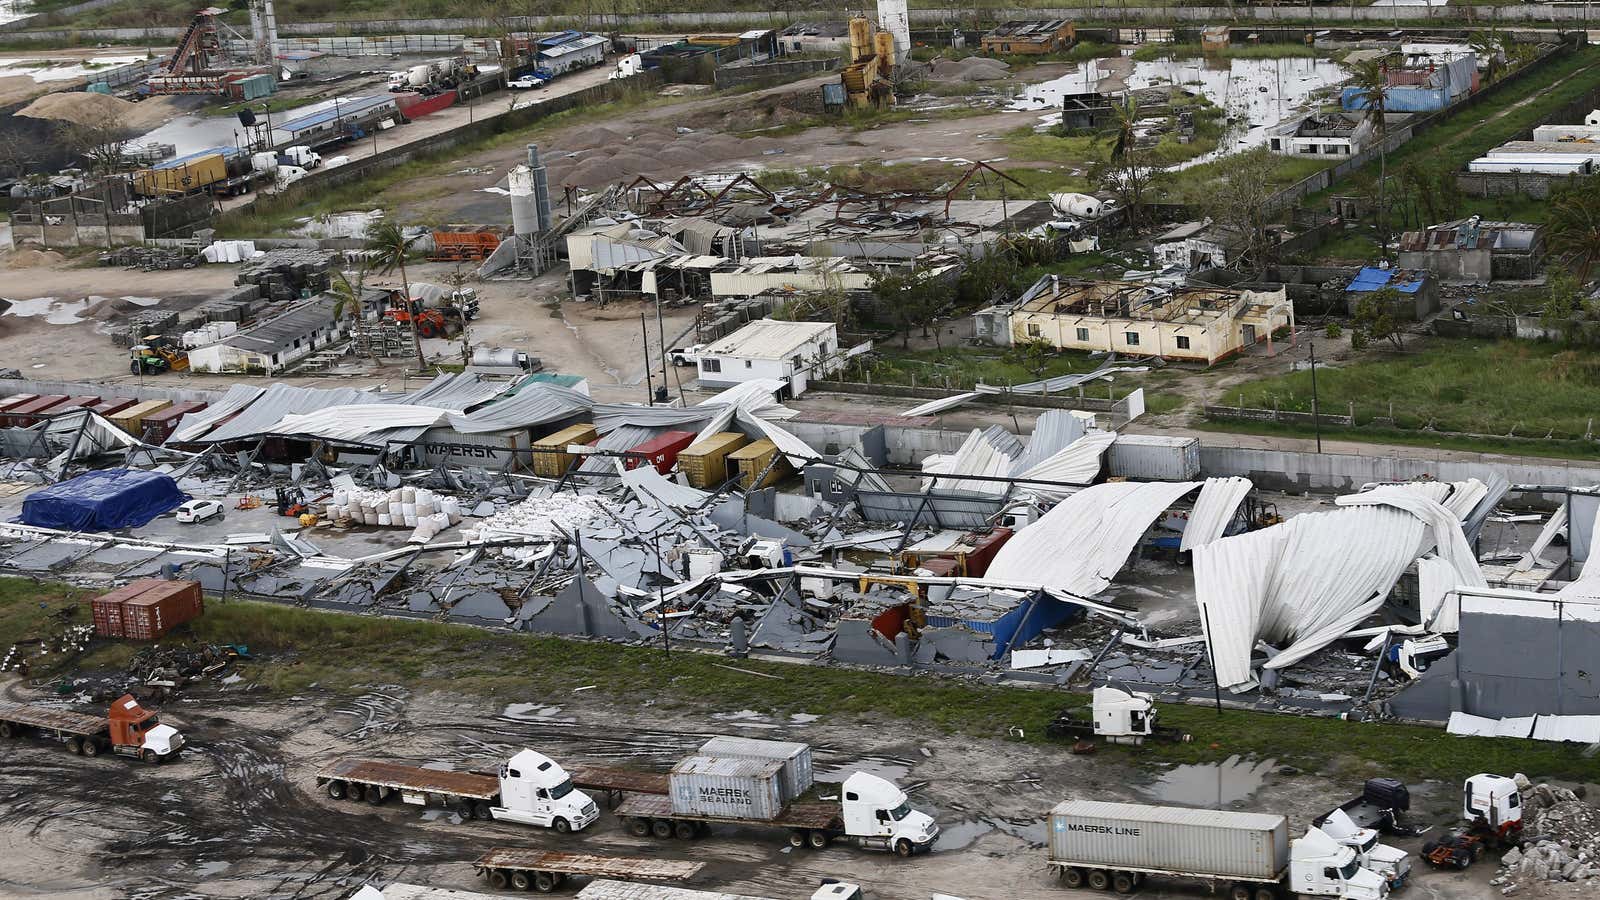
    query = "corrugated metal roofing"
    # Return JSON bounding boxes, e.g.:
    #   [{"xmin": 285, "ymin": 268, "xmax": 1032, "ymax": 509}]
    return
[
  {"xmin": 576, "ymin": 424, "xmax": 665, "ymax": 474},
  {"xmin": 1180, "ymin": 476, "xmax": 1253, "ymax": 552},
  {"xmin": 447, "ymin": 383, "xmax": 592, "ymax": 434},
  {"xmin": 702, "ymin": 319, "xmax": 834, "ymax": 360},
  {"xmin": 404, "ymin": 372, "xmax": 509, "ymax": 411},
  {"xmin": 576, "ymin": 880, "xmax": 776, "ymax": 900},
  {"xmin": 165, "ymin": 384, "xmax": 265, "ymax": 443},
  {"xmin": 197, "ymin": 384, "xmax": 381, "ymax": 443},
  {"xmin": 276, "ymin": 95, "xmax": 395, "ymax": 133},
  {"xmin": 219, "ymin": 297, "xmax": 339, "ymax": 355}
]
